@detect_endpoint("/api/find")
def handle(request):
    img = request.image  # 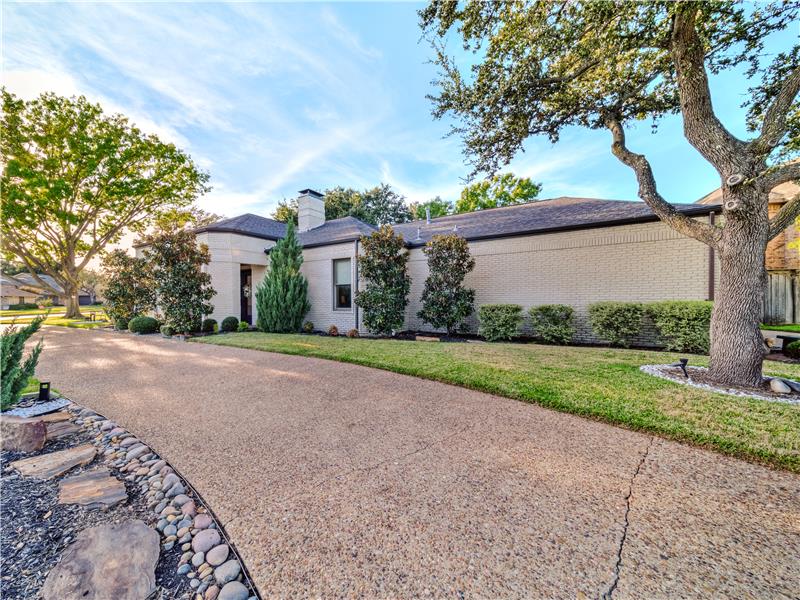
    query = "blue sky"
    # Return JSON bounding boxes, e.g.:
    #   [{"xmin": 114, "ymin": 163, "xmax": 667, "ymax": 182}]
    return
[{"xmin": 3, "ymin": 2, "xmax": 794, "ymax": 218}]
